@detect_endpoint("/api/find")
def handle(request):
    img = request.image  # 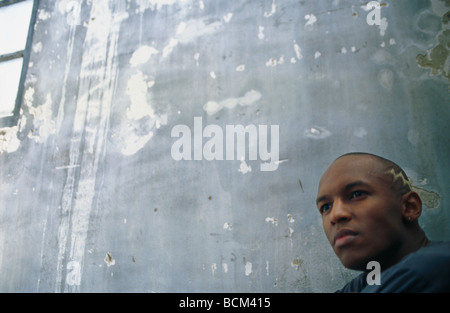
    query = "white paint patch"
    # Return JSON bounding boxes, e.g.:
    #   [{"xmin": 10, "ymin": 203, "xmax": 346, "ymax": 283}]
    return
[
  {"xmin": 294, "ymin": 42, "xmax": 303, "ymax": 60},
  {"xmin": 222, "ymin": 263, "xmax": 228, "ymax": 273},
  {"xmin": 236, "ymin": 64, "xmax": 245, "ymax": 72},
  {"xmin": 314, "ymin": 51, "xmax": 321, "ymax": 59},
  {"xmin": 353, "ymin": 127, "xmax": 368, "ymax": 138},
  {"xmin": 135, "ymin": 0, "xmax": 189, "ymax": 13},
  {"xmin": 126, "ymin": 71, "xmax": 154, "ymax": 120},
  {"xmin": 160, "ymin": 18, "xmax": 222, "ymax": 60},
  {"xmin": 223, "ymin": 222, "xmax": 233, "ymax": 230},
  {"xmin": 379, "ymin": 17, "xmax": 388, "ymax": 36},
  {"xmin": 265, "ymin": 57, "xmax": 278, "ymax": 67},
  {"xmin": 264, "ymin": 0, "xmax": 276, "ymax": 17},
  {"xmin": 210, "ymin": 71, "xmax": 216, "ymax": 79},
  {"xmin": 389, "ymin": 38, "xmax": 396, "ymax": 45},
  {"xmin": 58, "ymin": 0, "xmax": 81, "ymax": 26},
  {"xmin": 176, "ymin": 18, "xmax": 222, "ymax": 44},
  {"xmin": 265, "ymin": 217, "xmax": 278, "ymax": 226},
  {"xmin": 120, "ymin": 71, "xmax": 168, "ymax": 155},
  {"xmin": 32, "ymin": 42, "xmax": 43, "ymax": 53},
  {"xmin": 38, "ymin": 9, "xmax": 51, "ymax": 21},
  {"xmin": 371, "ymin": 49, "xmax": 394, "ymax": 64},
  {"xmin": 0, "ymin": 126, "xmax": 20, "ymax": 154},
  {"xmin": 258, "ymin": 26, "xmax": 265, "ymax": 39},
  {"xmin": 130, "ymin": 45, "xmax": 159, "ymax": 66},
  {"xmin": 304, "ymin": 126, "xmax": 331, "ymax": 139},
  {"xmin": 245, "ymin": 262, "xmax": 252, "ymax": 276},
  {"xmin": 287, "ymin": 214, "xmax": 295, "ymax": 223},
  {"xmin": 223, "ymin": 13, "xmax": 233, "ymax": 23},
  {"xmin": 162, "ymin": 38, "xmax": 178, "ymax": 59},
  {"xmin": 65, "ymin": 261, "xmax": 81, "ymax": 286},
  {"xmin": 211, "ymin": 263, "xmax": 217, "ymax": 275},
  {"xmin": 27, "ymin": 93, "xmax": 56, "ymax": 143},
  {"xmin": 203, "ymin": 90, "xmax": 262, "ymax": 115},
  {"xmin": 378, "ymin": 69, "xmax": 394, "ymax": 90},
  {"xmin": 408, "ymin": 129, "xmax": 420, "ymax": 147},
  {"xmin": 193, "ymin": 52, "xmax": 200, "ymax": 66},
  {"xmin": 304, "ymin": 14, "xmax": 317, "ymax": 29},
  {"xmin": 238, "ymin": 158, "xmax": 252, "ymax": 174}
]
